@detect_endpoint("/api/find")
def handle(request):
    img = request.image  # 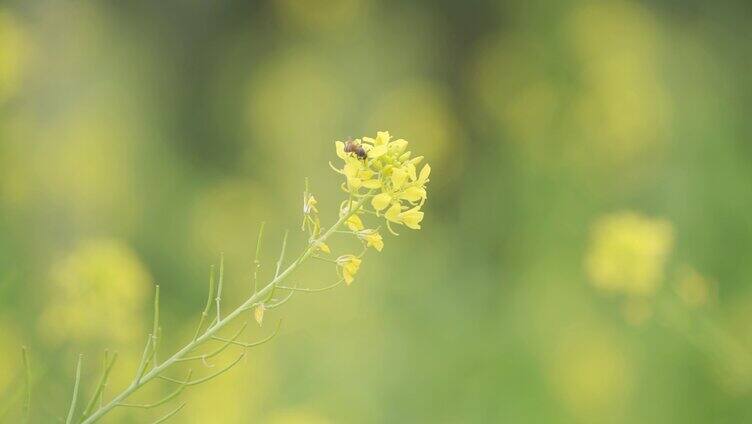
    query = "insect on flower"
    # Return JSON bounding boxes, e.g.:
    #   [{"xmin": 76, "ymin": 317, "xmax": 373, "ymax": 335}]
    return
[{"xmin": 344, "ymin": 138, "xmax": 368, "ymax": 161}]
